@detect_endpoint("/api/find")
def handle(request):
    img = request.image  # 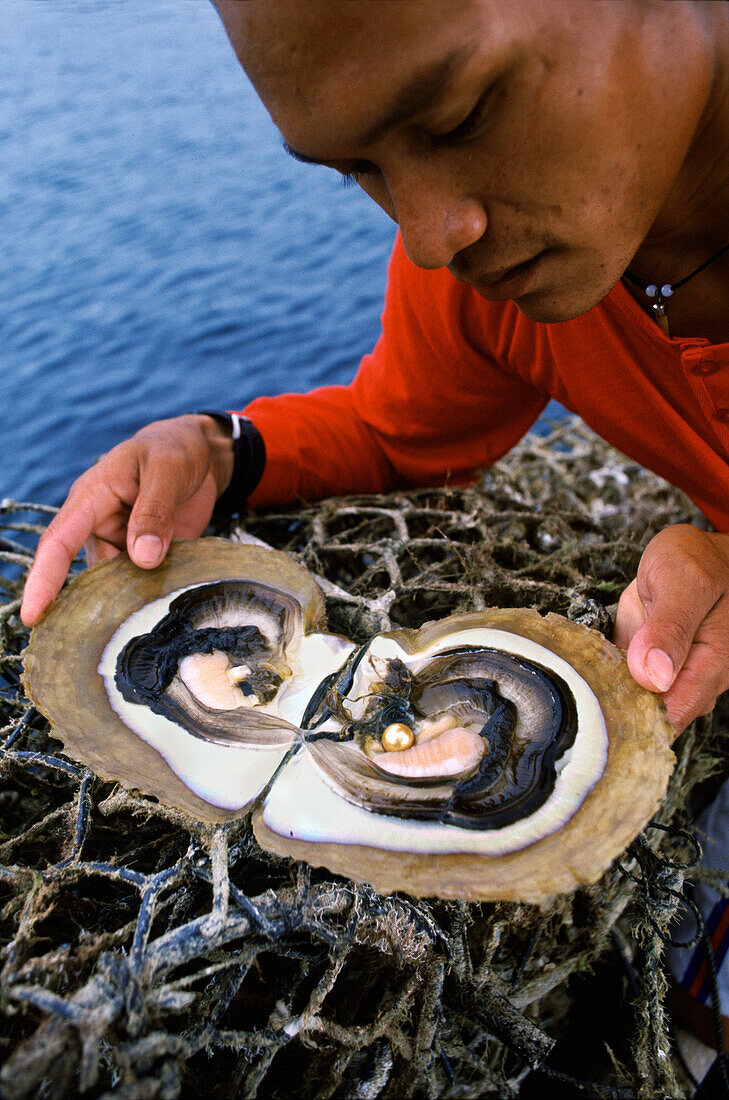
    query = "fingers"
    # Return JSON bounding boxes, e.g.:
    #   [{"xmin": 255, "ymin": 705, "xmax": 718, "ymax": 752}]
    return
[
  {"xmin": 625, "ymin": 526, "xmax": 723, "ymax": 696},
  {"xmin": 21, "ymin": 489, "xmax": 102, "ymax": 627},
  {"xmin": 20, "ymin": 417, "xmax": 225, "ymax": 628},
  {"xmin": 615, "ymin": 526, "xmax": 729, "ymax": 735},
  {"xmin": 613, "ymin": 579, "xmax": 646, "ymax": 651},
  {"xmin": 124, "ymin": 446, "xmax": 202, "ymax": 568},
  {"xmin": 661, "ymin": 643, "xmax": 722, "ymax": 732},
  {"xmin": 85, "ymin": 534, "xmax": 122, "ymax": 568},
  {"xmin": 124, "ymin": 417, "xmax": 229, "ymax": 561}
]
